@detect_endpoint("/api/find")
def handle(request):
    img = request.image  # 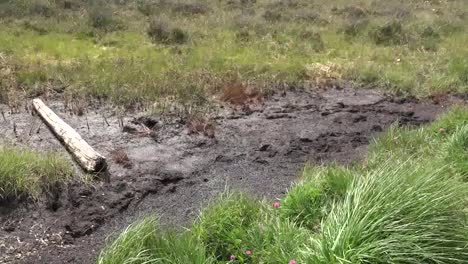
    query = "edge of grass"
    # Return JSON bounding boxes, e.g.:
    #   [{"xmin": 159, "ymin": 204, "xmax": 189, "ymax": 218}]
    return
[{"xmin": 0, "ymin": 146, "xmax": 73, "ymax": 200}]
